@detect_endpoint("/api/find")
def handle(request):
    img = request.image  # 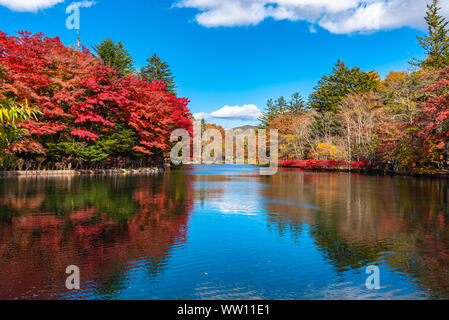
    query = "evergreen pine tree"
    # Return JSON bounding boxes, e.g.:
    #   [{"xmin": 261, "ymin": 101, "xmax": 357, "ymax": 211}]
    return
[
  {"xmin": 309, "ymin": 60, "xmax": 380, "ymax": 113},
  {"xmin": 412, "ymin": 0, "xmax": 449, "ymax": 71},
  {"xmin": 275, "ymin": 96, "xmax": 288, "ymax": 114},
  {"xmin": 141, "ymin": 53, "xmax": 176, "ymax": 94},
  {"xmin": 259, "ymin": 93, "xmax": 306, "ymax": 127},
  {"xmin": 259, "ymin": 99, "xmax": 277, "ymax": 127},
  {"xmin": 93, "ymin": 39, "xmax": 135, "ymax": 77},
  {"xmin": 288, "ymin": 93, "xmax": 306, "ymax": 114}
]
